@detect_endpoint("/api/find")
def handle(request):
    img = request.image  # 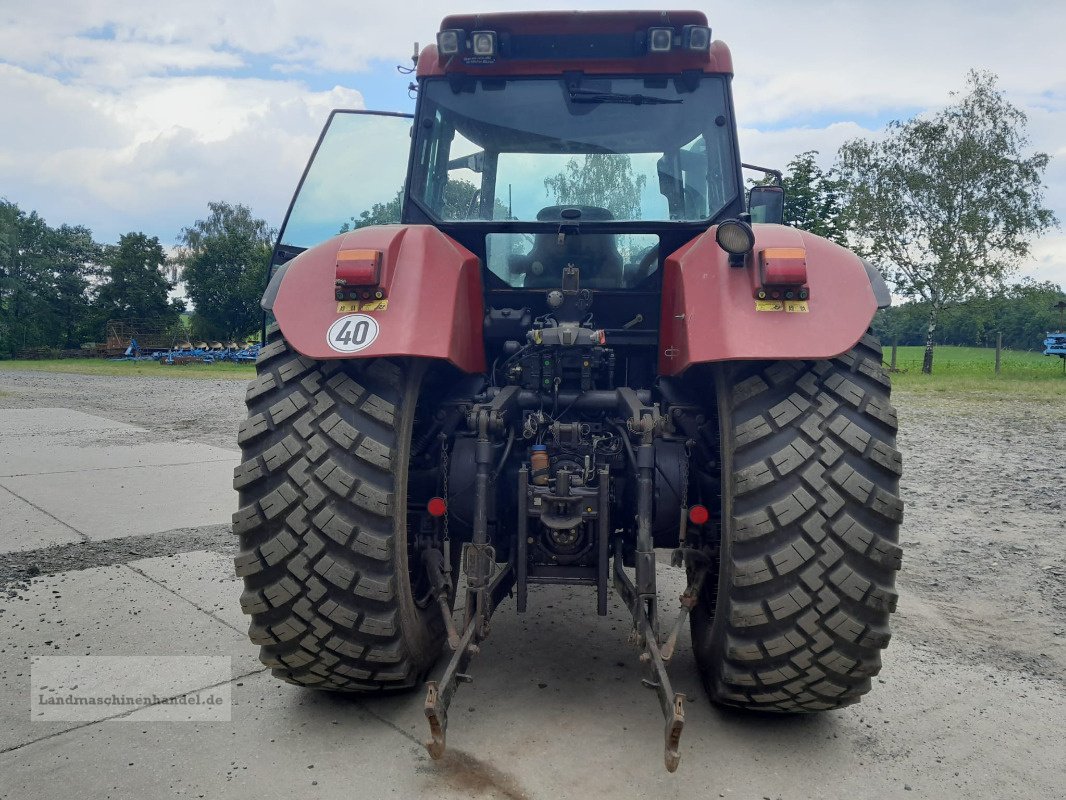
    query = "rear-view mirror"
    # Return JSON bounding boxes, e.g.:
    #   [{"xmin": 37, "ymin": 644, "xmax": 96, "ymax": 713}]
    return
[{"xmin": 748, "ymin": 185, "xmax": 784, "ymax": 225}]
